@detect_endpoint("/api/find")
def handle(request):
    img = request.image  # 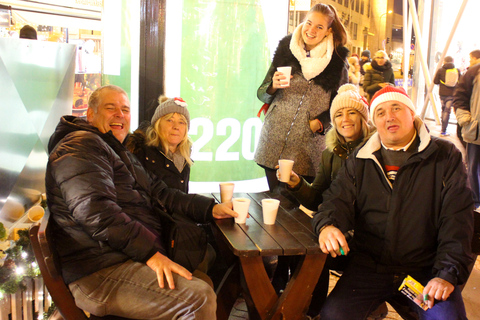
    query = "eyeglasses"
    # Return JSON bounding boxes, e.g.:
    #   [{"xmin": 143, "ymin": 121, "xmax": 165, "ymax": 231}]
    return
[{"xmin": 375, "ymin": 57, "xmax": 386, "ymax": 60}]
